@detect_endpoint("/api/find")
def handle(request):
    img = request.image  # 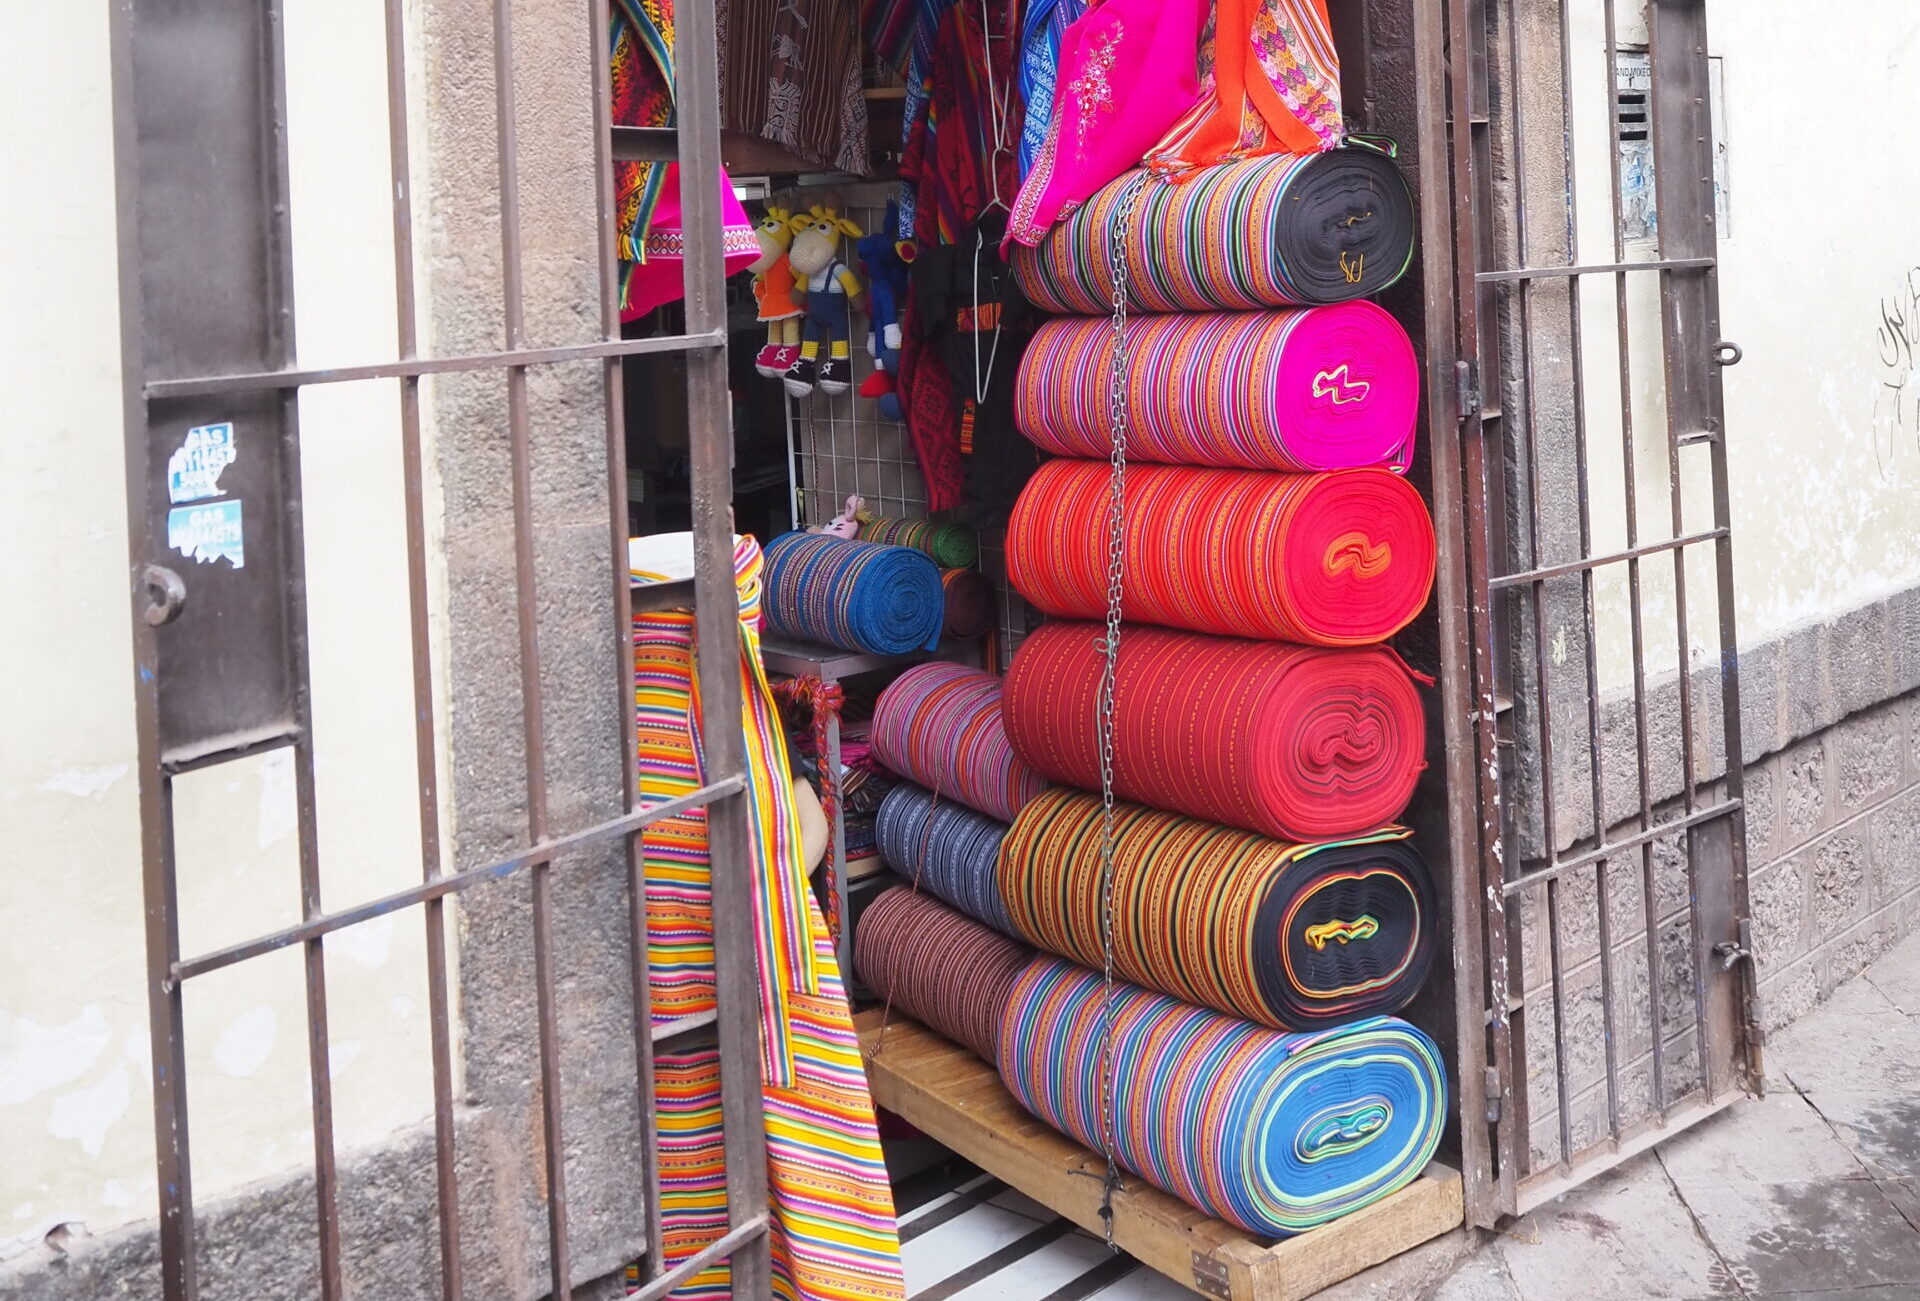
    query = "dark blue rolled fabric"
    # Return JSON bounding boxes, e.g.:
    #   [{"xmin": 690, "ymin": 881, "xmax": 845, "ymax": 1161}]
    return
[
  {"xmin": 761, "ymin": 532, "xmax": 944, "ymax": 655},
  {"xmin": 875, "ymin": 782, "xmax": 1016, "ymax": 935}
]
